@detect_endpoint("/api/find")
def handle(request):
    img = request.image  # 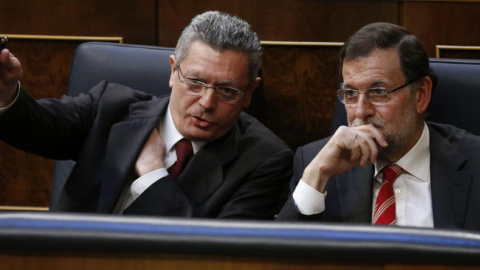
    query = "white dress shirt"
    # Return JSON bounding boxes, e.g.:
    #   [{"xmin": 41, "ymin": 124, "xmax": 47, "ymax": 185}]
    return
[{"xmin": 293, "ymin": 123, "xmax": 434, "ymax": 228}]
